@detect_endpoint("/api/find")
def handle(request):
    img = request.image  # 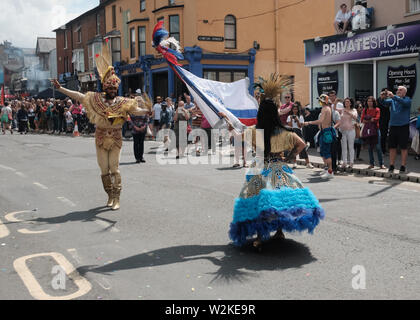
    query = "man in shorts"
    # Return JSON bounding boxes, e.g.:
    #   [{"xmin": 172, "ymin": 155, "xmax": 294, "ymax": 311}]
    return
[
  {"xmin": 382, "ymin": 86, "xmax": 412, "ymax": 174},
  {"xmin": 304, "ymin": 94, "xmax": 335, "ymax": 179}
]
